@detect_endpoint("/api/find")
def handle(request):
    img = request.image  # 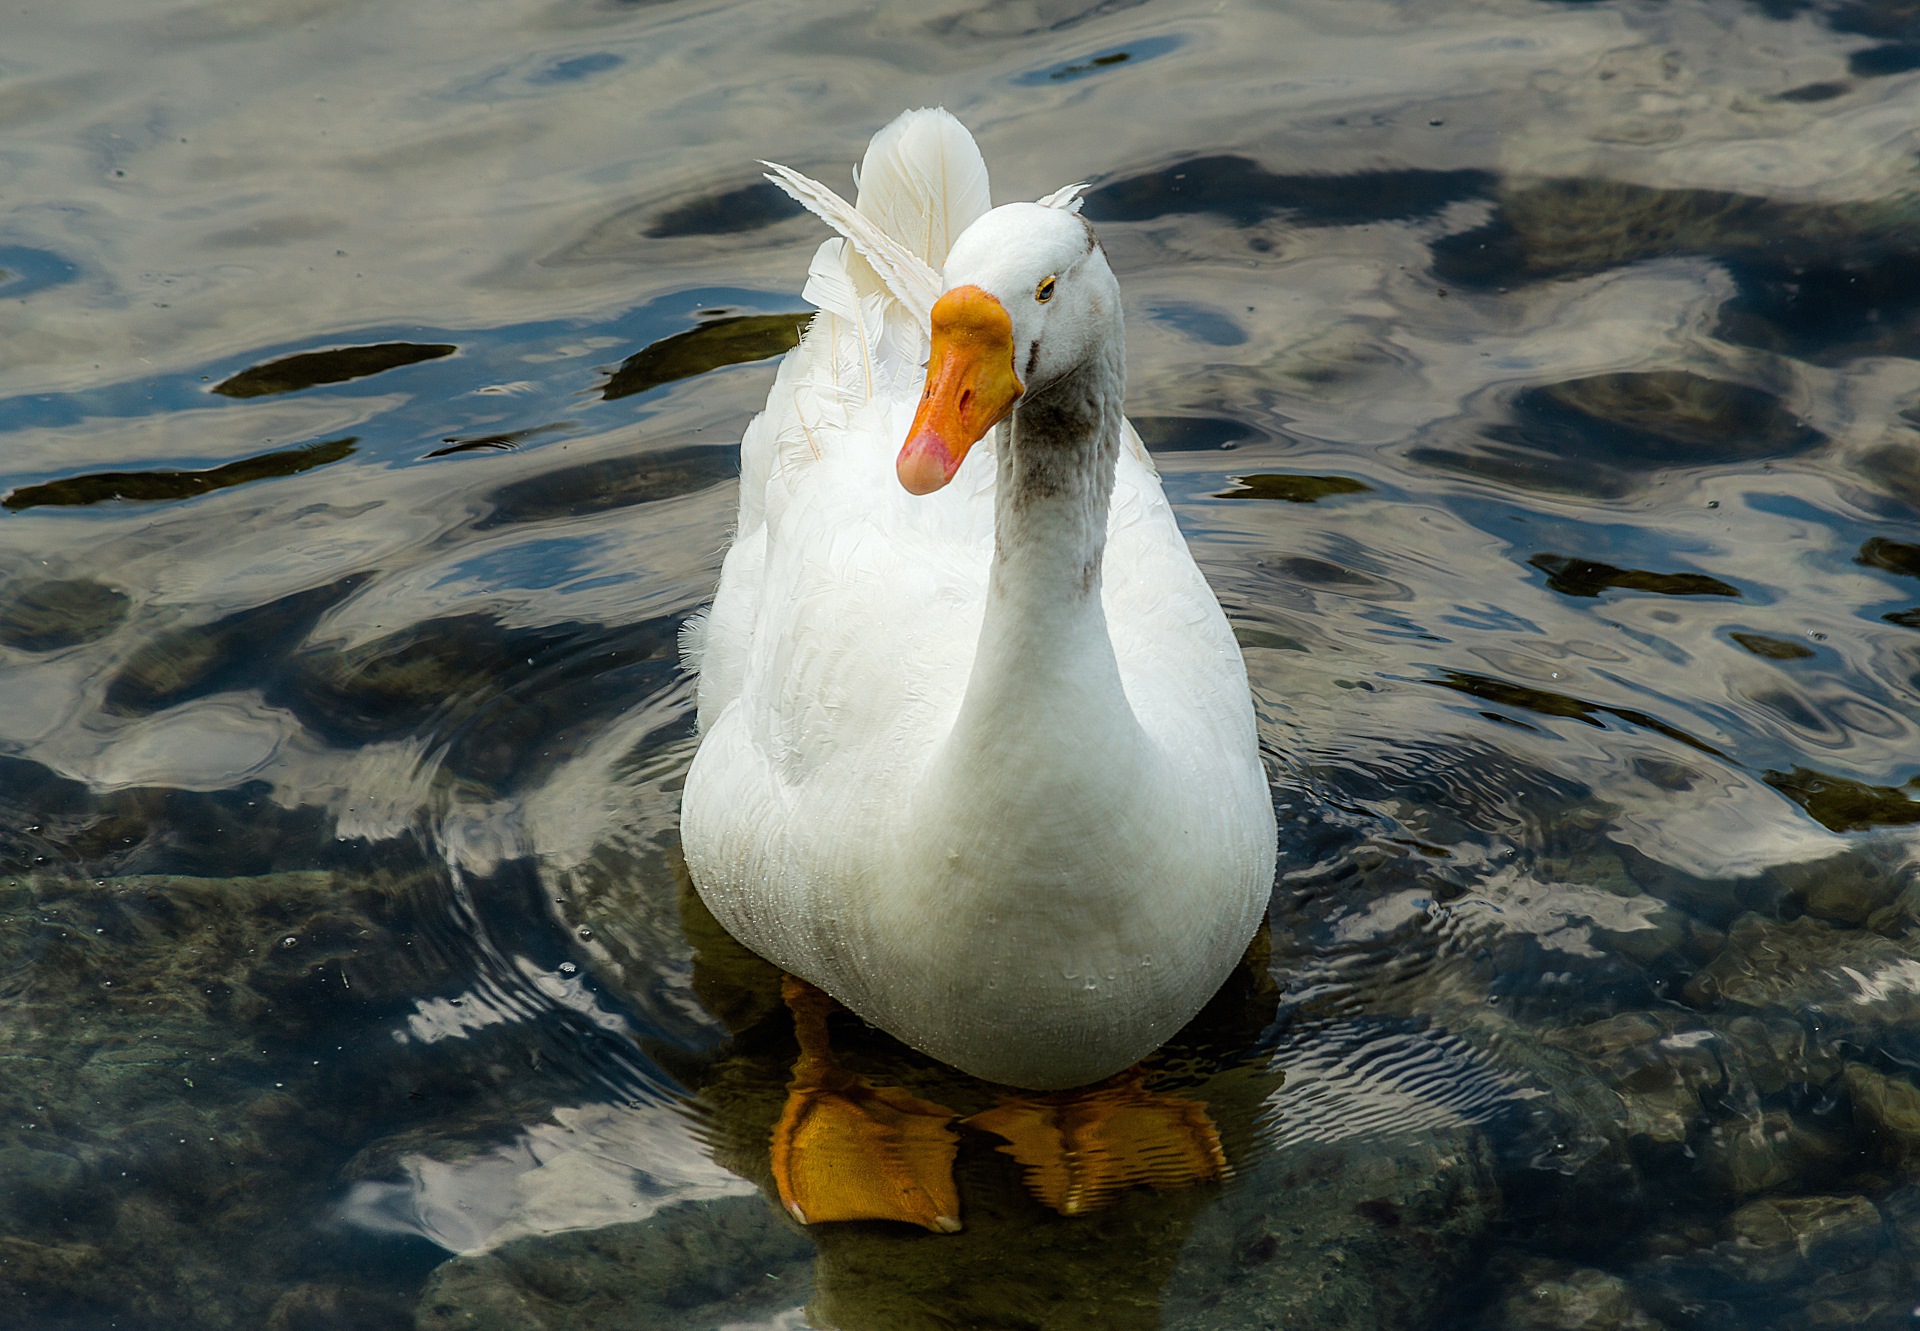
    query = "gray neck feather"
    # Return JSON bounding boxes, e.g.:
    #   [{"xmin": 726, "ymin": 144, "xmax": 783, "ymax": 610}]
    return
[{"xmin": 991, "ymin": 334, "xmax": 1126, "ymax": 613}]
